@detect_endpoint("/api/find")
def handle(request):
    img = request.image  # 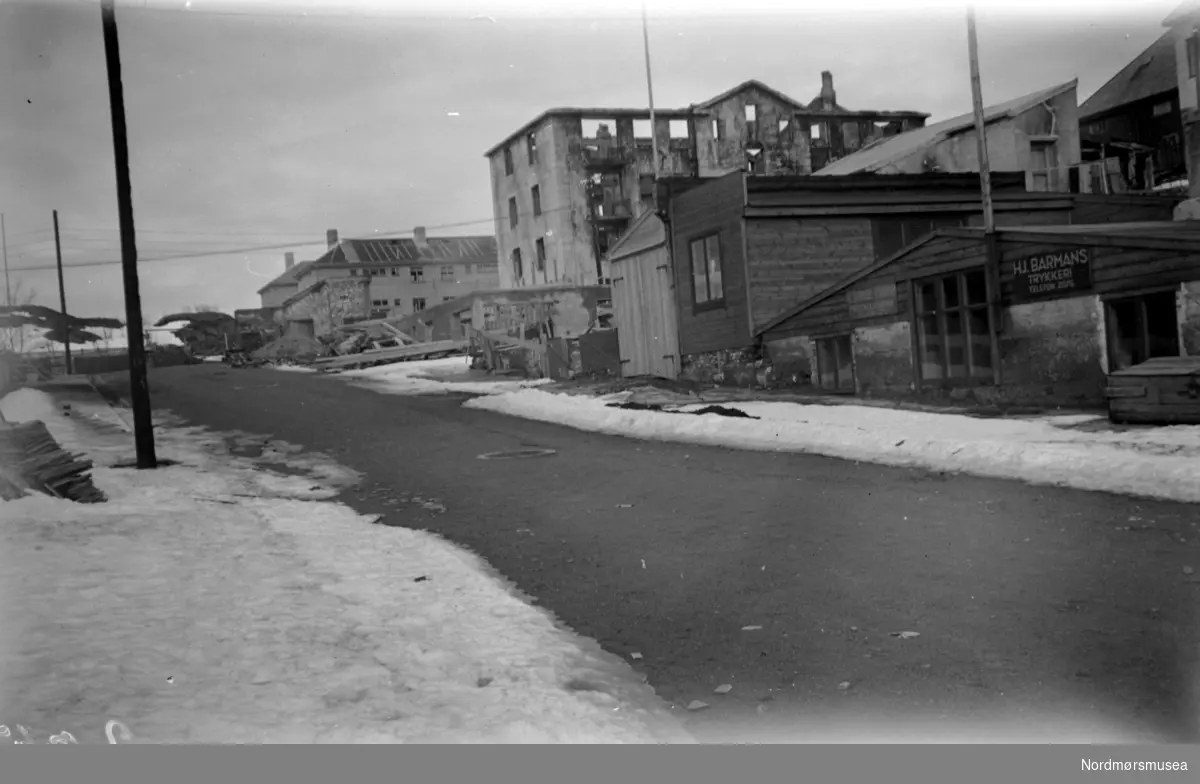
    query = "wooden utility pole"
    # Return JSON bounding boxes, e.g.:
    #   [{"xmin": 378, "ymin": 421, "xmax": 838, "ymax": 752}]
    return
[
  {"xmin": 53, "ymin": 210, "xmax": 73, "ymax": 376},
  {"xmin": 1, "ymin": 213, "xmax": 10, "ymax": 306},
  {"xmin": 101, "ymin": 0, "xmax": 157, "ymax": 469},
  {"xmin": 642, "ymin": 3, "xmax": 660, "ymax": 179},
  {"xmin": 966, "ymin": 6, "xmax": 995, "ymax": 233}
]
